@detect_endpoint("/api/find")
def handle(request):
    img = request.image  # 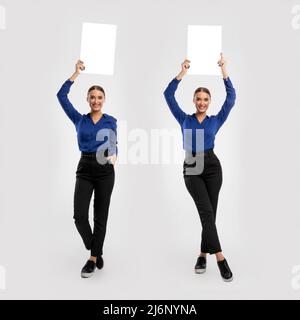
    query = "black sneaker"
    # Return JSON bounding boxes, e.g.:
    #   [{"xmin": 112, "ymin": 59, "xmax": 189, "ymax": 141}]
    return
[
  {"xmin": 81, "ymin": 260, "xmax": 96, "ymax": 278},
  {"xmin": 195, "ymin": 256, "xmax": 206, "ymax": 274},
  {"xmin": 96, "ymin": 256, "xmax": 104, "ymax": 270},
  {"xmin": 217, "ymin": 258, "xmax": 233, "ymax": 282}
]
